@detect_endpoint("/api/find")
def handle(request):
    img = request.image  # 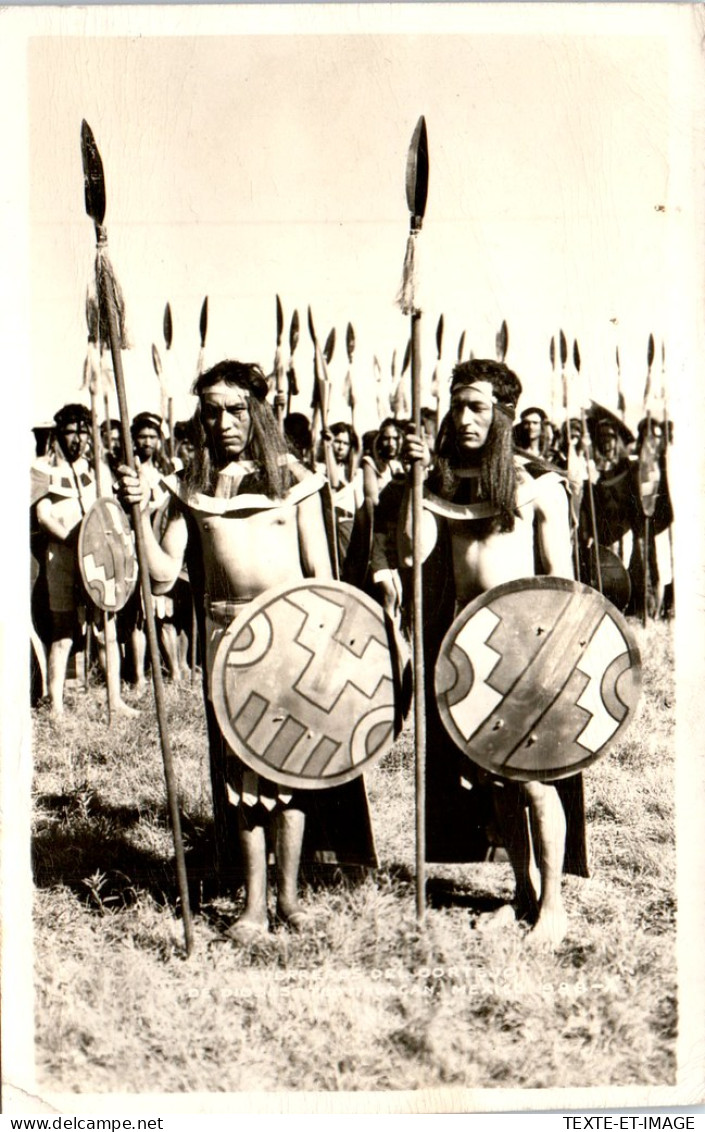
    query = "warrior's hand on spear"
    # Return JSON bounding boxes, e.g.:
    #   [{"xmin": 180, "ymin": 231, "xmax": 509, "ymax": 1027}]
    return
[
  {"xmin": 397, "ymin": 115, "xmax": 429, "ymax": 923},
  {"xmin": 80, "ymin": 120, "xmax": 194, "ymax": 955}
]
